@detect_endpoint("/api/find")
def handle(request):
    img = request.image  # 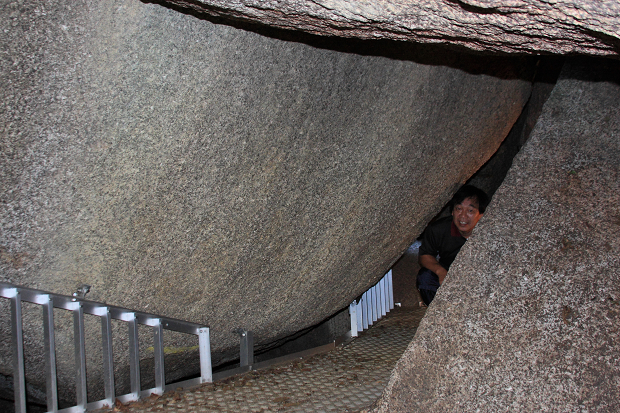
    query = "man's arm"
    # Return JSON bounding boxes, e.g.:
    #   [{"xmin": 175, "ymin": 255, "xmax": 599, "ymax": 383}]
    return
[{"xmin": 419, "ymin": 254, "xmax": 448, "ymax": 285}]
